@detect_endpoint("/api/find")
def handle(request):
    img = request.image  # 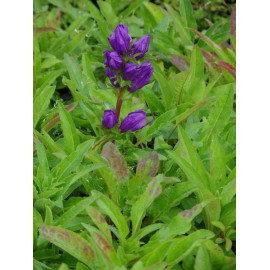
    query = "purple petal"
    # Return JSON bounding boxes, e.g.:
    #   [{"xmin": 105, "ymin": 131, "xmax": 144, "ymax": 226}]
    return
[
  {"xmin": 105, "ymin": 67, "xmax": 120, "ymax": 88},
  {"xmin": 108, "ymin": 24, "xmax": 132, "ymax": 54},
  {"xmin": 122, "ymin": 61, "xmax": 154, "ymax": 92},
  {"xmin": 132, "ymin": 35, "xmax": 151, "ymax": 60},
  {"xmin": 104, "ymin": 50, "xmax": 123, "ymax": 70},
  {"xmin": 102, "ymin": 110, "xmax": 118, "ymax": 129},
  {"xmin": 119, "ymin": 110, "xmax": 147, "ymax": 133}
]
